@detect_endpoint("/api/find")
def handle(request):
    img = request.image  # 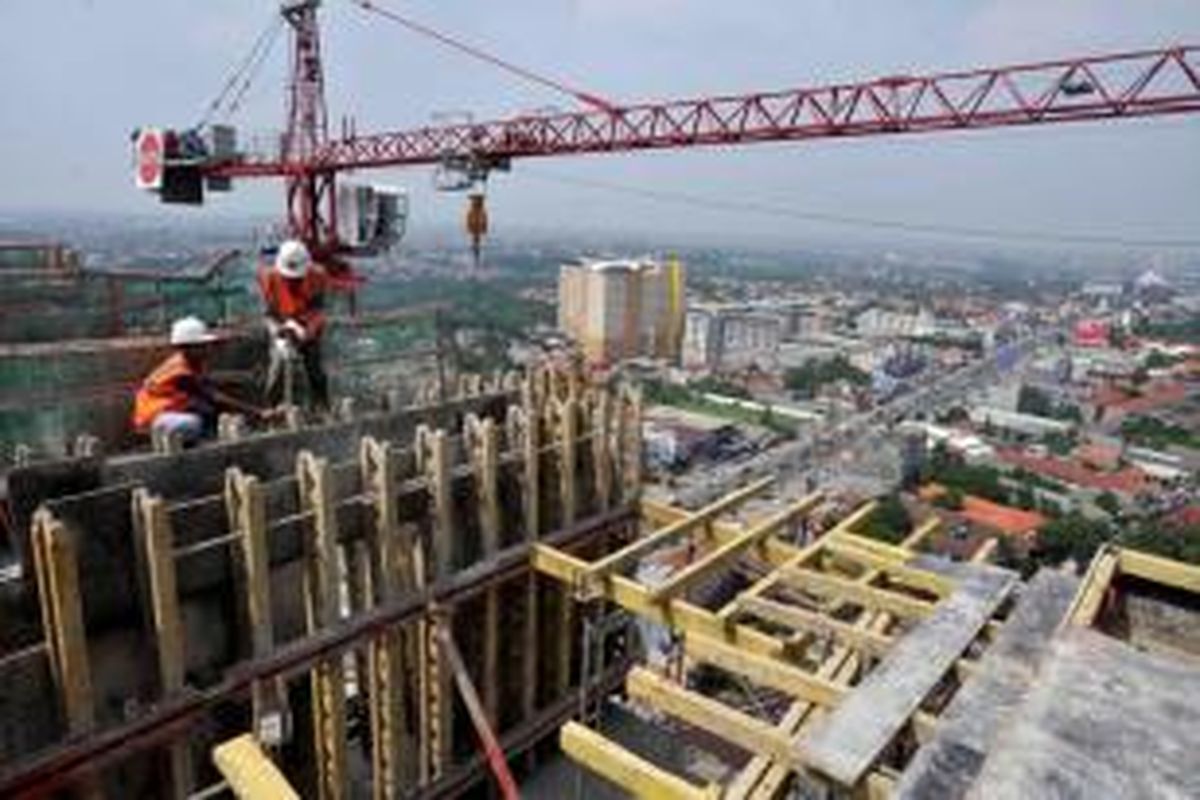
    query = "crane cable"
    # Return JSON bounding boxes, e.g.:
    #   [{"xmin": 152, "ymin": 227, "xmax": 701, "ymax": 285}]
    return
[
  {"xmin": 225, "ymin": 19, "xmax": 286, "ymax": 117},
  {"xmin": 196, "ymin": 14, "xmax": 285, "ymax": 127},
  {"xmin": 521, "ymin": 169, "xmax": 1200, "ymax": 249},
  {"xmin": 344, "ymin": 0, "xmax": 615, "ymax": 113}
]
